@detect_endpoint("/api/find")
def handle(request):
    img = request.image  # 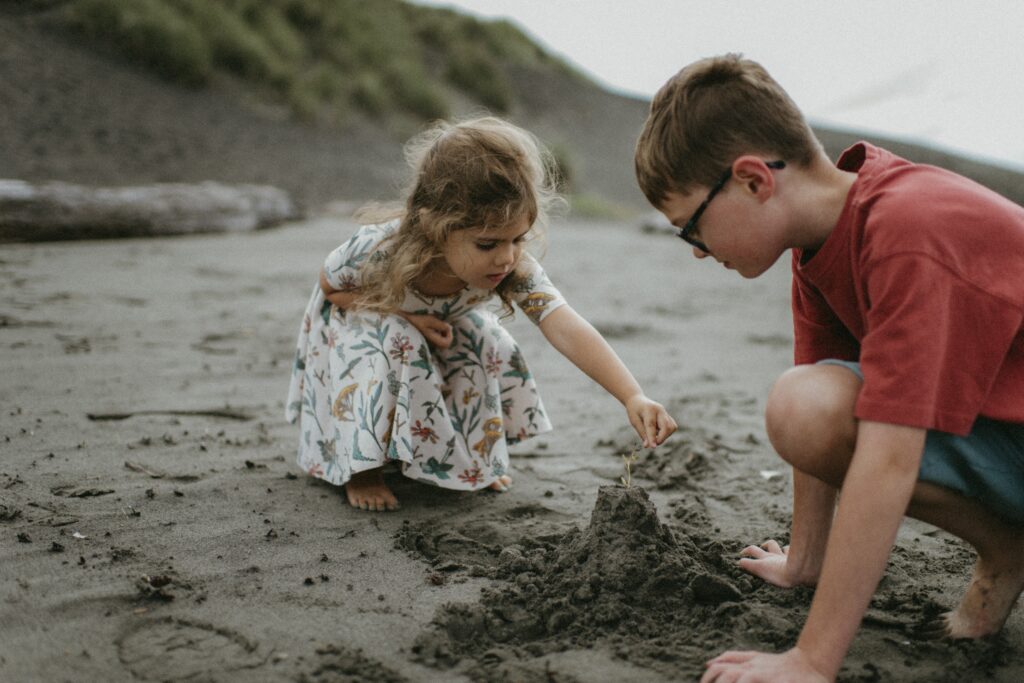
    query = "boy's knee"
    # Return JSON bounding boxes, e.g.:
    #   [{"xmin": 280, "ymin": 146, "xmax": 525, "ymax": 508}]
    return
[{"xmin": 765, "ymin": 364, "xmax": 859, "ymax": 466}]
